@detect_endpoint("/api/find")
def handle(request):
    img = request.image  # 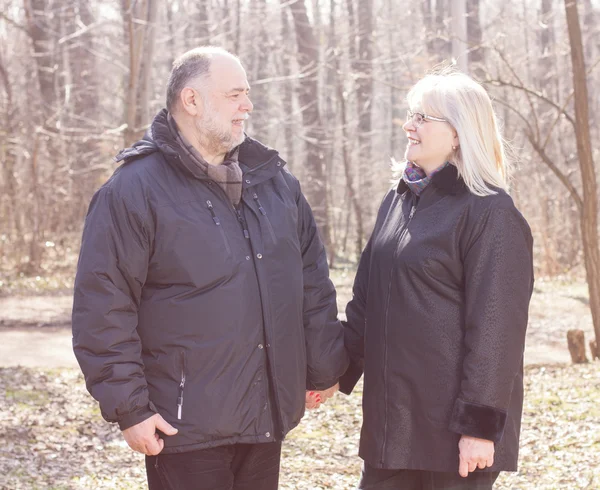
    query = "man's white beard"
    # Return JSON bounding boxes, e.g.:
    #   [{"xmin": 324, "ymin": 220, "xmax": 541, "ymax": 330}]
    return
[{"xmin": 196, "ymin": 104, "xmax": 242, "ymax": 156}]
